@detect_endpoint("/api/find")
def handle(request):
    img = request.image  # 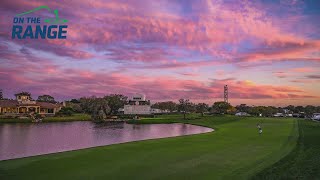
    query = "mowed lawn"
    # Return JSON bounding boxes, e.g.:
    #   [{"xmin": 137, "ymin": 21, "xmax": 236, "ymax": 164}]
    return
[
  {"xmin": 252, "ymin": 119, "xmax": 320, "ymax": 180},
  {"xmin": 0, "ymin": 115, "xmax": 298, "ymax": 180}
]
